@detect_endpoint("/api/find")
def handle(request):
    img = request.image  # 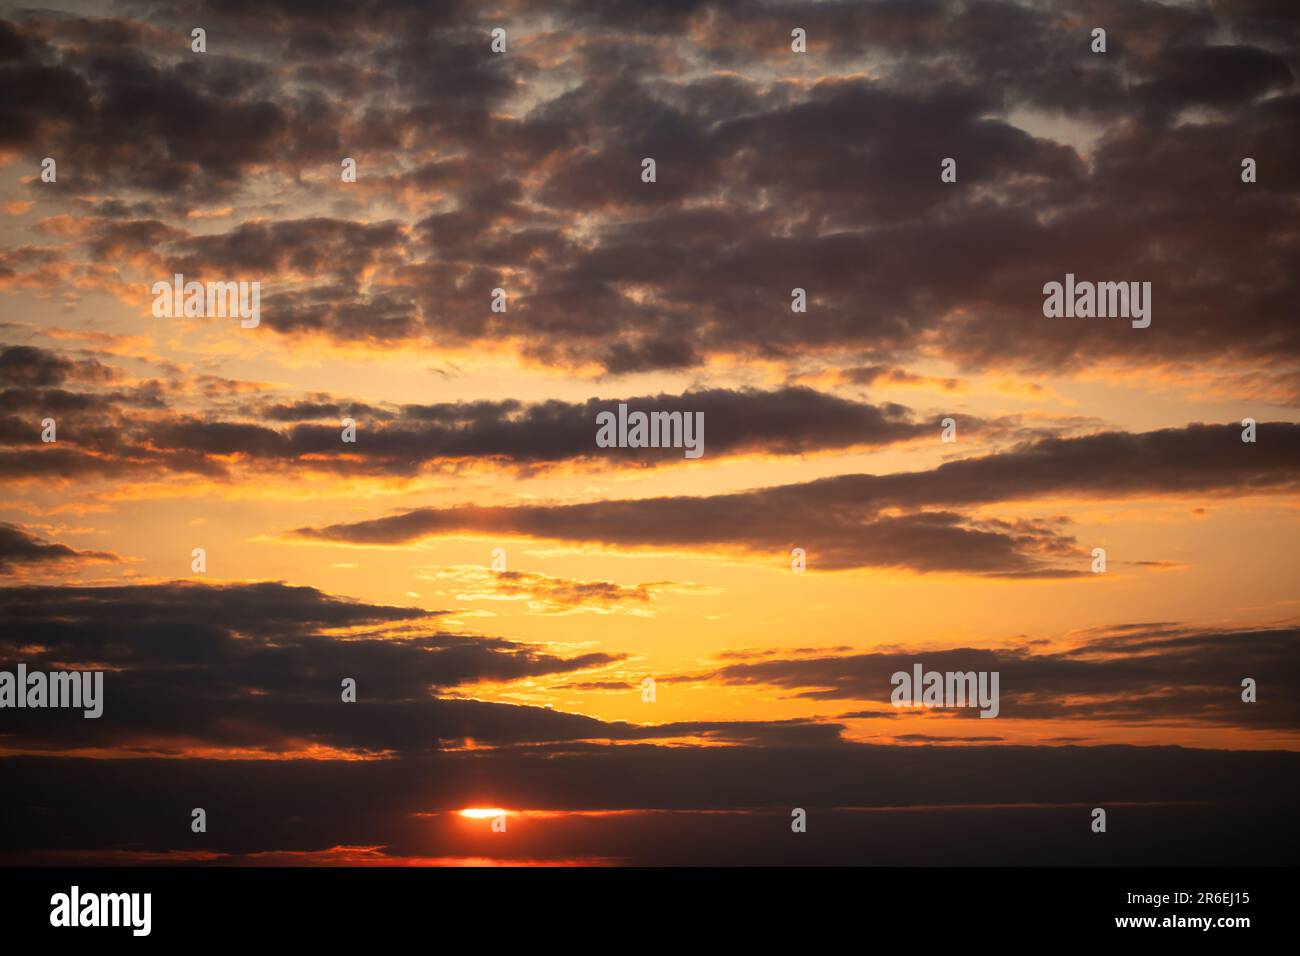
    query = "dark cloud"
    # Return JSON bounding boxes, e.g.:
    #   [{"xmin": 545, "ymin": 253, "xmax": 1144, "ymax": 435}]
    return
[
  {"xmin": 1, "ymin": 3, "xmax": 1294, "ymax": 377},
  {"xmin": 0, "ymin": 15, "xmax": 312, "ymax": 199},
  {"xmin": 0, "ymin": 581, "xmax": 852, "ymax": 756},
  {"xmin": 176, "ymin": 218, "xmax": 407, "ymax": 281},
  {"xmin": 0, "ymin": 523, "xmax": 118, "ymax": 574},
  {"xmin": 0, "ymin": 349, "xmax": 983, "ymax": 478},
  {"xmin": 702, "ymin": 621, "xmax": 1300, "ymax": 730},
  {"xmin": 295, "ymin": 422, "xmax": 1300, "ymax": 573},
  {"xmin": 0, "ymin": 581, "xmax": 634, "ymax": 755},
  {"xmin": 0, "ymin": 346, "xmax": 116, "ymax": 388},
  {"xmin": 261, "ymin": 399, "xmax": 394, "ymax": 422},
  {"xmin": 303, "ymin": 505, "xmax": 1086, "ymax": 576},
  {"xmin": 1135, "ymin": 43, "xmax": 1294, "ymax": 116}
]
